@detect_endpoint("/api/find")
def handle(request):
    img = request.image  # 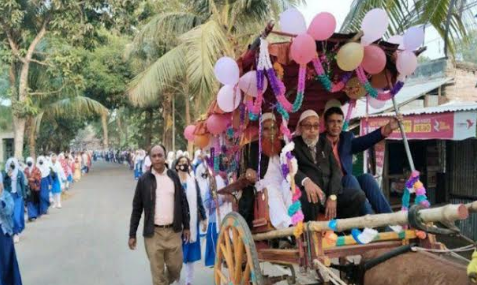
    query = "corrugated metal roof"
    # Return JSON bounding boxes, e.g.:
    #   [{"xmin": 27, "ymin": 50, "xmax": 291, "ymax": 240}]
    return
[
  {"xmin": 366, "ymin": 101, "xmax": 477, "ymax": 117},
  {"xmin": 349, "ymin": 77, "xmax": 454, "ymax": 119}
]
